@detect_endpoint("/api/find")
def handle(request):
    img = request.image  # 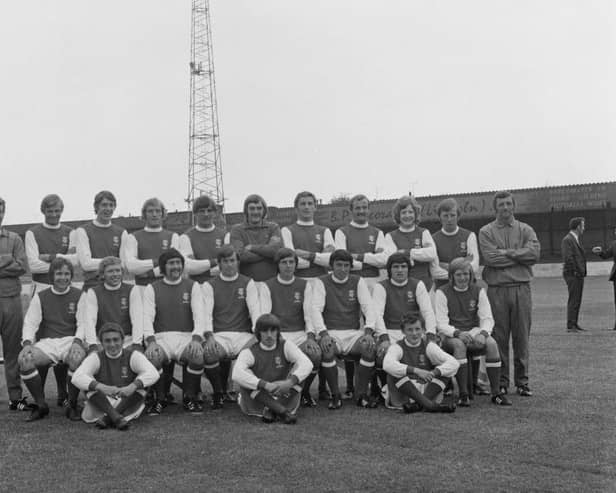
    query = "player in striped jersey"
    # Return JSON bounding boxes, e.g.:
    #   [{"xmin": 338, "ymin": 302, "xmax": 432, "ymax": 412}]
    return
[
  {"xmin": 142, "ymin": 249, "xmax": 206, "ymax": 414},
  {"xmin": 72, "ymin": 322, "xmax": 159, "ymax": 430},
  {"xmin": 125, "ymin": 198, "xmax": 179, "ymax": 291},
  {"xmin": 232, "ymin": 313, "xmax": 313, "ymax": 424},
  {"xmin": 179, "ymin": 195, "xmax": 229, "ymax": 283},
  {"xmin": 198, "ymin": 245, "xmax": 261, "ymax": 409},
  {"xmin": 311, "ymin": 249, "xmax": 381, "ymax": 409},
  {"xmin": 430, "ymin": 198, "xmax": 479, "ymax": 289},
  {"xmin": 281, "ymin": 191, "xmax": 335, "ymax": 278},
  {"xmin": 383, "ymin": 194, "xmax": 437, "ymax": 292},
  {"xmin": 18, "ymin": 258, "xmax": 88, "ymax": 421},
  {"xmin": 25, "ymin": 194, "xmax": 79, "ymax": 406},
  {"xmin": 259, "ymin": 248, "xmax": 321, "ymax": 407},
  {"xmin": 382, "ymin": 313, "xmax": 458, "ymax": 413},
  {"xmin": 75, "ymin": 191, "xmax": 128, "ymax": 291},
  {"xmin": 434, "ymin": 258, "xmax": 511, "ymax": 406}
]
